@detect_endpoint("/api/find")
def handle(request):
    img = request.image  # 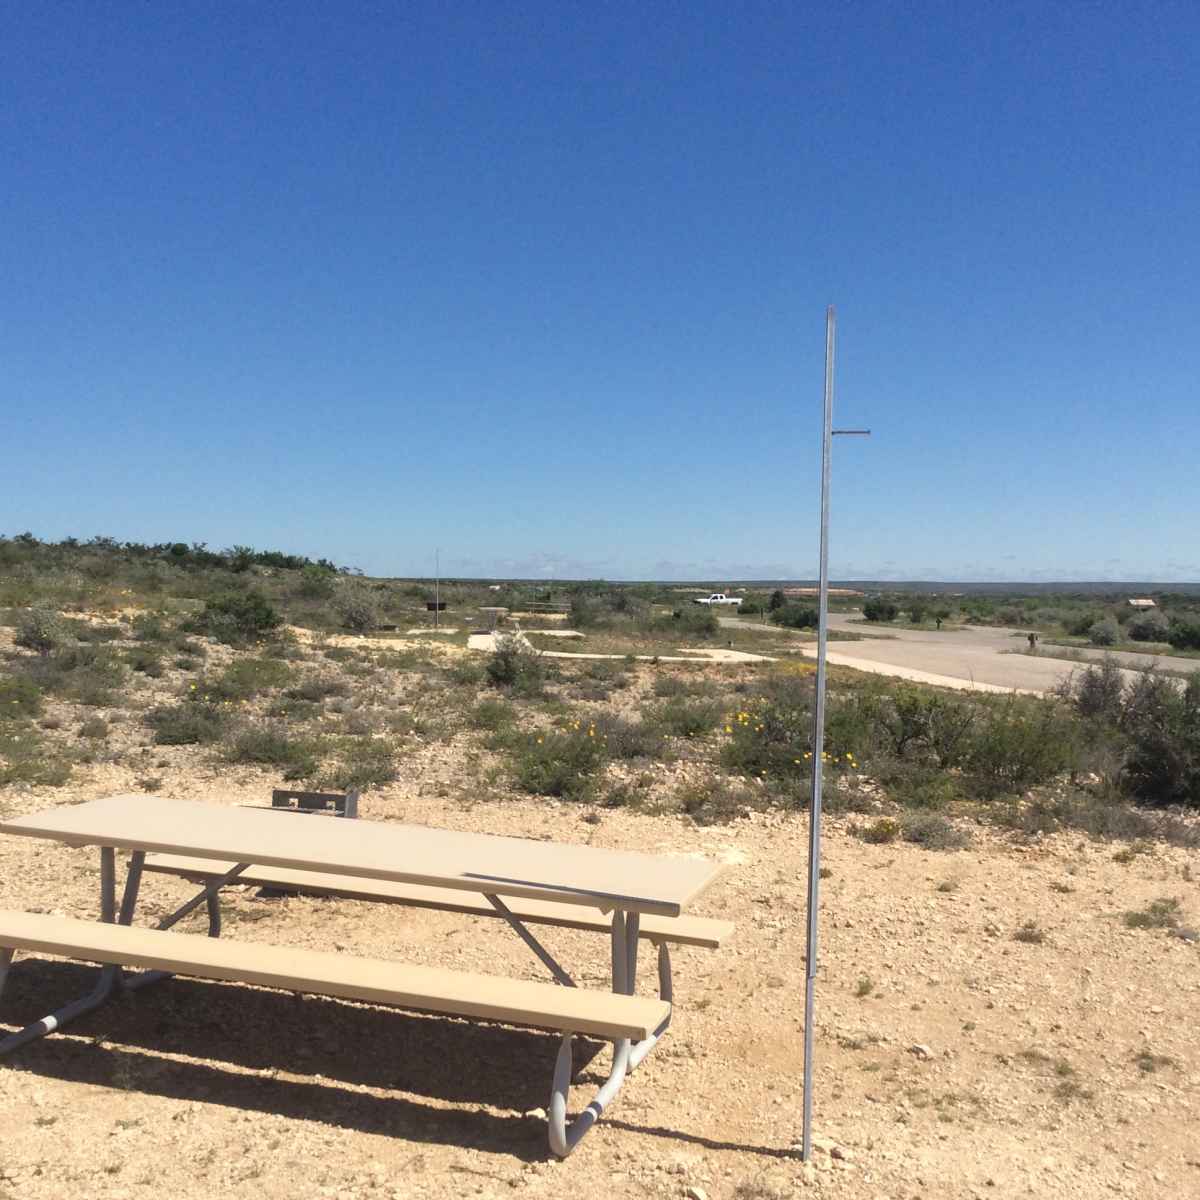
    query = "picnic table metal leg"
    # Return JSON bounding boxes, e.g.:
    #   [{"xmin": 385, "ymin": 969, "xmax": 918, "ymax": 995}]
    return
[
  {"xmin": 0, "ymin": 847, "xmax": 124, "ymax": 1057},
  {"xmin": 606, "ymin": 909, "xmax": 671, "ymax": 1072},
  {"xmin": 548, "ymin": 912, "xmax": 636, "ymax": 1157},
  {"xmin": 122, "ymin": 862, "xmax": 249, "ymax": 994}
]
